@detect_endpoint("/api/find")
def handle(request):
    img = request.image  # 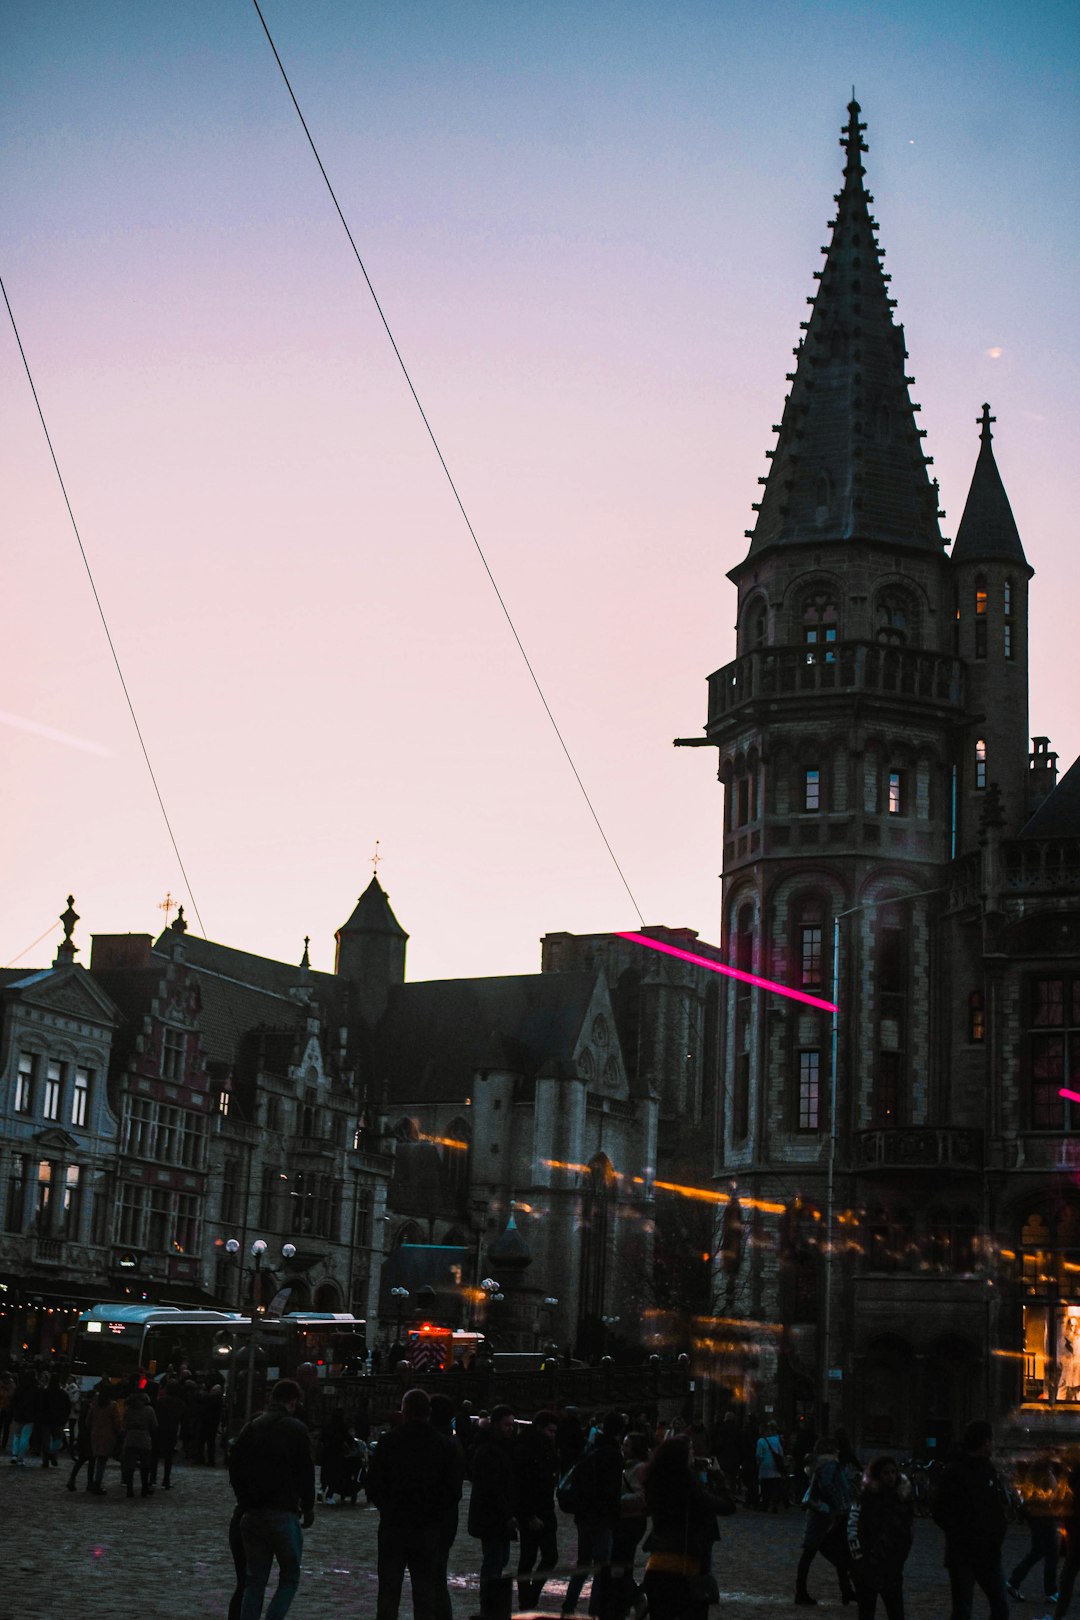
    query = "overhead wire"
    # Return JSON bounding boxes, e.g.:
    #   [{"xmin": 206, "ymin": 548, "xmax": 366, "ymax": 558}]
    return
[
  {"xmin": 0, "ymin": 271, "xmax": 208, "ymax": 939},
  {"xmin": 249, "ymin": 0, "xmax": 645, "ymax": 930}
]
